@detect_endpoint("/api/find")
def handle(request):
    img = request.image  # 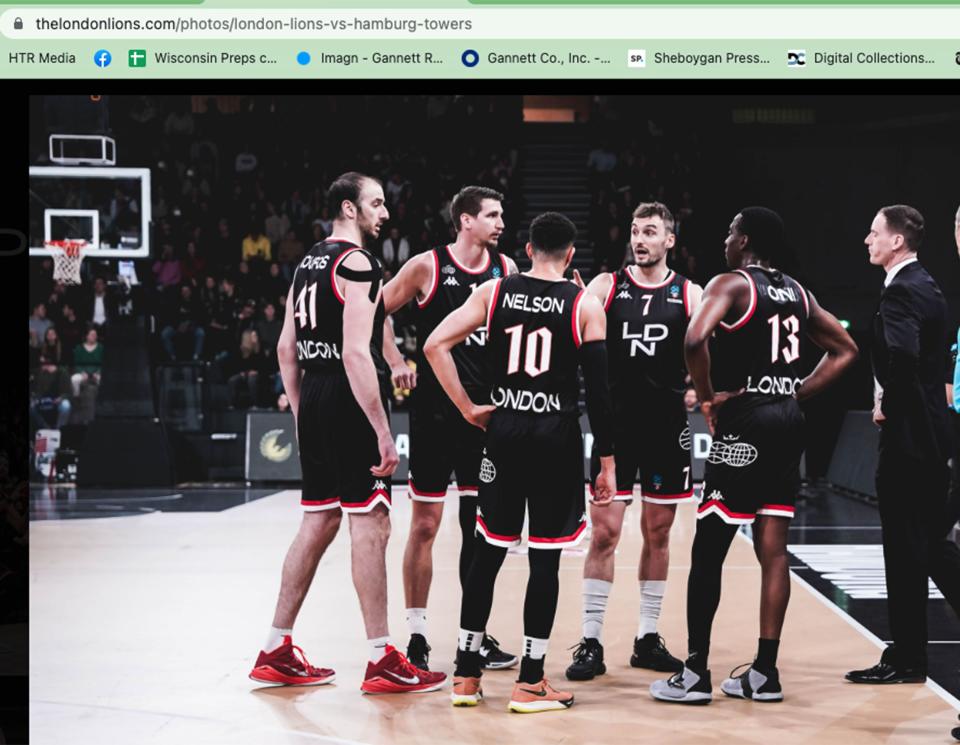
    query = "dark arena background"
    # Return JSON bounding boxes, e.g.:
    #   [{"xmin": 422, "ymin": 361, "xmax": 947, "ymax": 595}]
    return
[{"xmin": 28, "ymin": 94, "xmax": 960, "ymax": 744}]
